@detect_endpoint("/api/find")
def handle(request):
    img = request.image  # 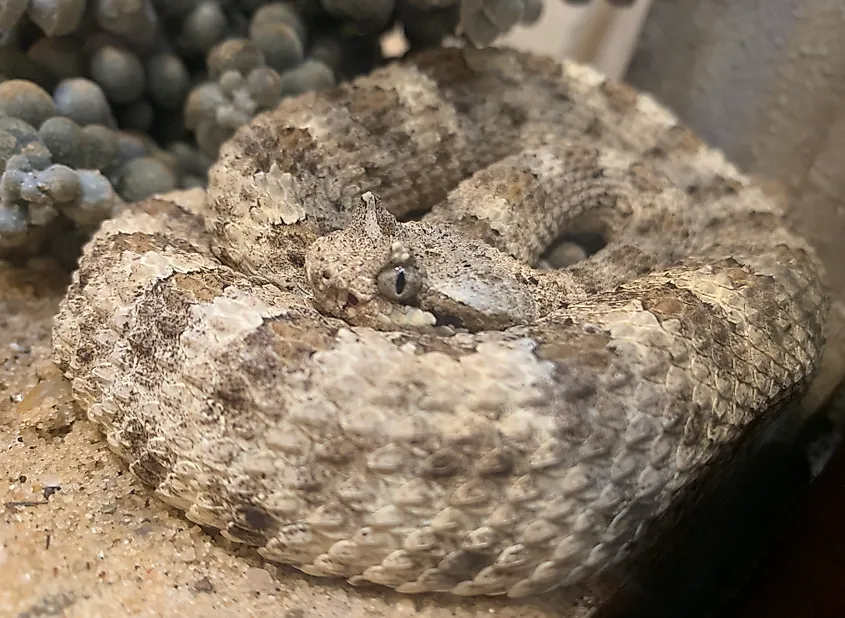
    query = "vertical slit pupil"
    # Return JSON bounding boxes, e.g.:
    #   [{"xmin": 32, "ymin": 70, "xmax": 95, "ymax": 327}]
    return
[{"xmin": 395, "ymin": 267, "xmax": 406, "ymax": 295}]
